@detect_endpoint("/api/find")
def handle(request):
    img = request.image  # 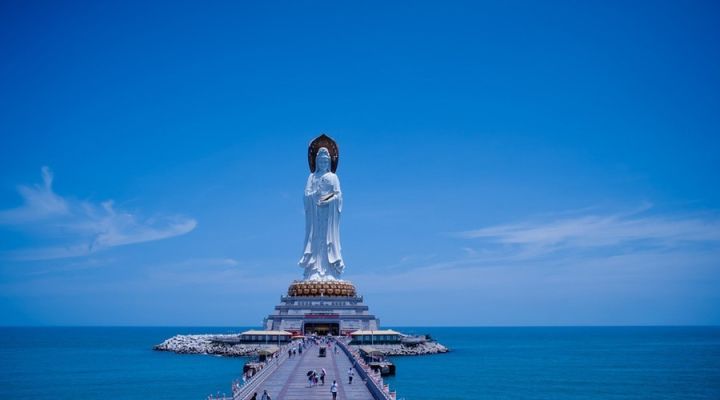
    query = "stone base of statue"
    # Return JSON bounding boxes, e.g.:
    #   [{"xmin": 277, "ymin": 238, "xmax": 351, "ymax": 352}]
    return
[{"xmin": 263, "ymin": 280, "xmax": 380, "ymax": 336}]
